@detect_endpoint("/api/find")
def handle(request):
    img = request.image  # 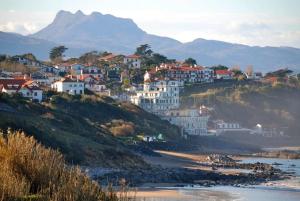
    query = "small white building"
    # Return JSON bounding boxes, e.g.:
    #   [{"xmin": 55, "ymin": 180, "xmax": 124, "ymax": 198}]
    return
[
  {"xmin": 124, "ymin": 55, "xmax": 141, "ymax": 69},
  {"xmin": 0, "ymin": 79, "xmax": 43, "ymax": 102},
  {"xmin": 51, "ymin": 78, "xmax": 84, "ymax": 95},
  {"xmin": 215, "ymin": 70, "xmax": 233, "ymax": 80}
]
